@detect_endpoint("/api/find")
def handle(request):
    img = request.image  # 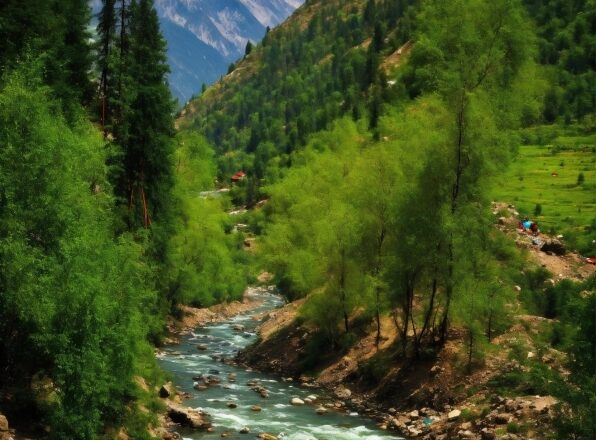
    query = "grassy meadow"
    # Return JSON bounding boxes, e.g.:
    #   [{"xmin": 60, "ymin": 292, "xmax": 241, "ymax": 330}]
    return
[{"xmin": 492, "ymin": 128, "xmax": 596, "ymax": 254}]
